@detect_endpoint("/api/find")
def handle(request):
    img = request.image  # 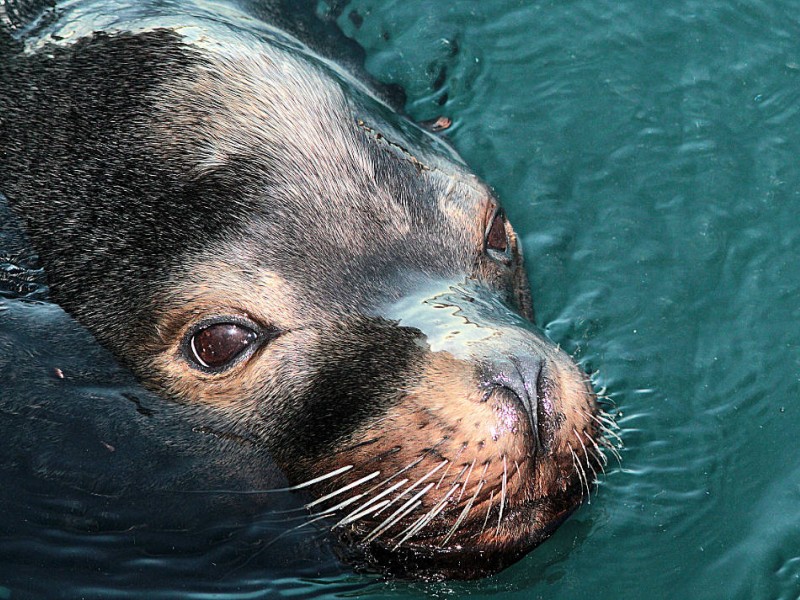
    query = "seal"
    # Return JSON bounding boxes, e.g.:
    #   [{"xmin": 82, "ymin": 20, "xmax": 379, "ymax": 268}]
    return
[{"xmin": 0, "ymin": 0, "xmax": 607, "ymax": 582}]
